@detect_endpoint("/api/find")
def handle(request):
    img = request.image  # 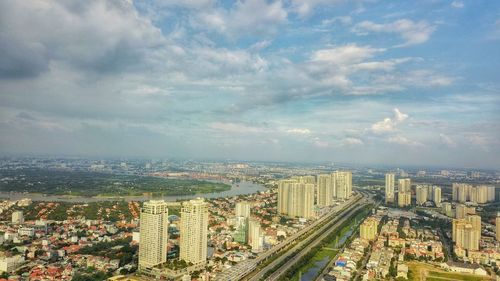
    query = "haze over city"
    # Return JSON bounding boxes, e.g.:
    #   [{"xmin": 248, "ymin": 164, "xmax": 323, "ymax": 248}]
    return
[{"xmin": 0, "ymin": 1, "xmax": 499, "ymax": 167}]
